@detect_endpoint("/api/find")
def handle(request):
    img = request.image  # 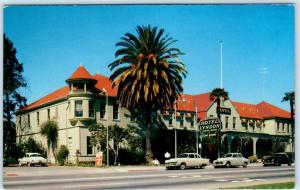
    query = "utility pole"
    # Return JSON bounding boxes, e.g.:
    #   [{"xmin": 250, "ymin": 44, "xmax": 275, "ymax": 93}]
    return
[{"xmin": 174, "ymin": 100, "xmax": 177, "ymax": 158}]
